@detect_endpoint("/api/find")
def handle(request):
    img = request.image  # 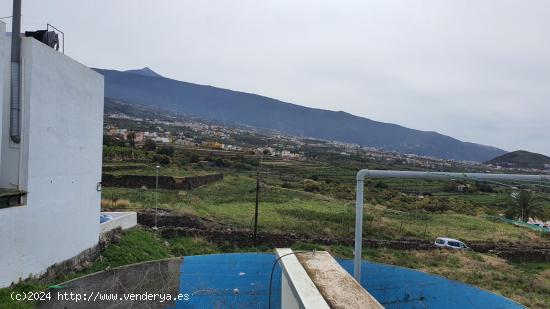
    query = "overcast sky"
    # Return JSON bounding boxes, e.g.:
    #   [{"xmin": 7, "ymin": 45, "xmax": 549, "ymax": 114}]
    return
[{"xmin": 2, "ymin": 0, "xmax": 549, "ymax": 155}]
